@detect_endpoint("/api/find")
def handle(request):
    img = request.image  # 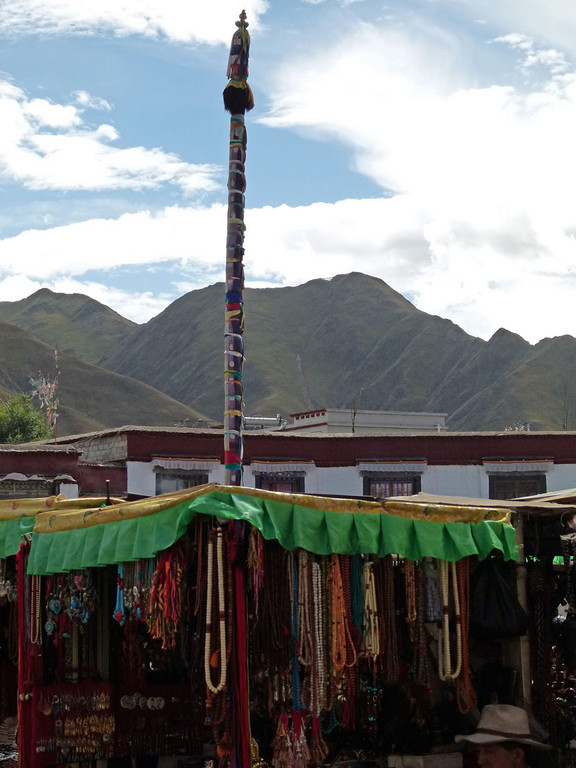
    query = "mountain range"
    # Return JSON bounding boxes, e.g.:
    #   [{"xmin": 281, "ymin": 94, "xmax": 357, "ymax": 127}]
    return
[{"xmin": 0, "ymin": 272, "xmax": 573, "ymax": 436}]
